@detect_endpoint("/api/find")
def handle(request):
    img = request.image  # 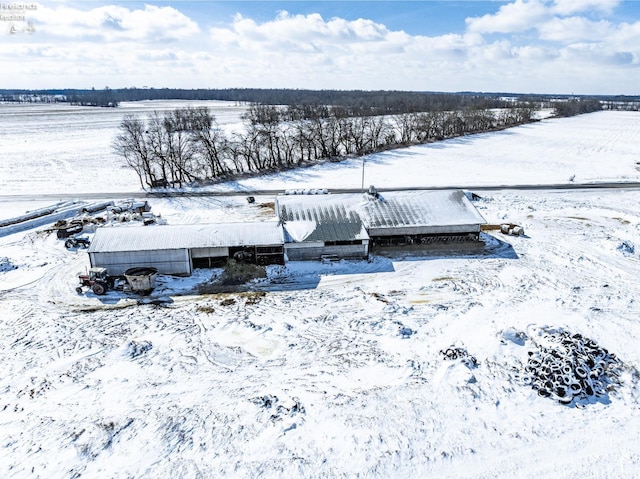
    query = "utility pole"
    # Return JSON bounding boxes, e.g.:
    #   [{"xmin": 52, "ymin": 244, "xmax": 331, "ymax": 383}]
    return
[{"xmin": 361, "ymin": 157, "xmax": 365, "ymax": 192}]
